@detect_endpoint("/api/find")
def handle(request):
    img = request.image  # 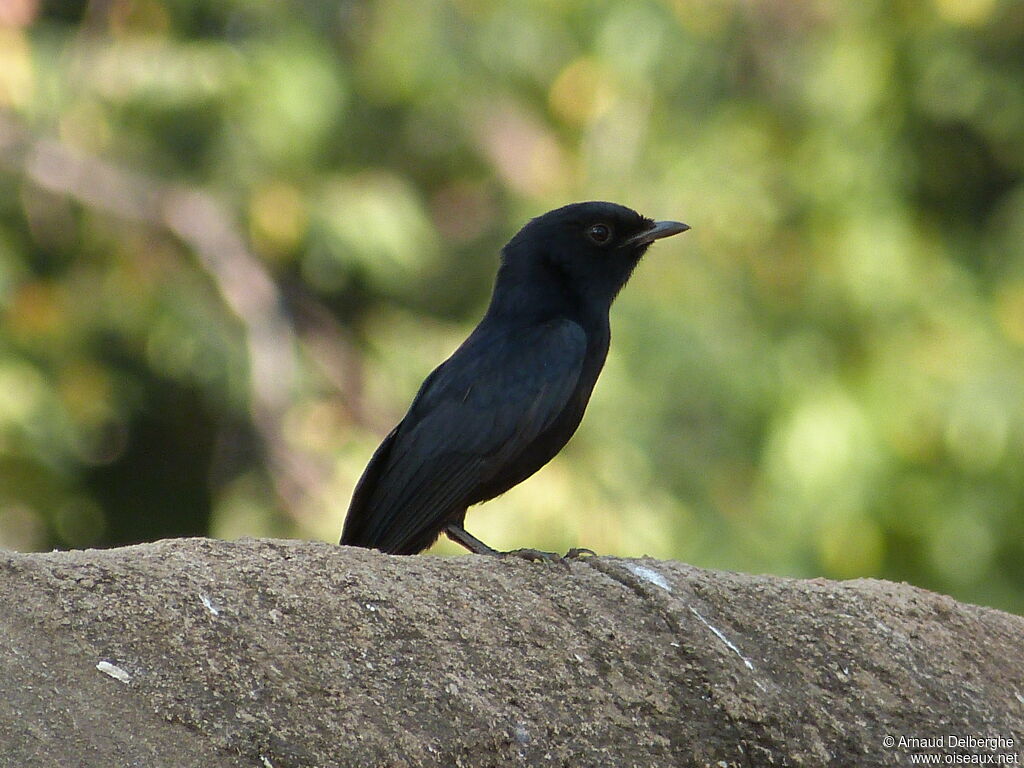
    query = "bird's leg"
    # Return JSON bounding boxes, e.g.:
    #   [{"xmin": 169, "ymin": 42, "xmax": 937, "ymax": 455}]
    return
[
  {"xmin": 444, "ymin": 524, "xmax": 500, "ymax": 555},
  {"xmin": 444, "ymin": 524, "xmax": 593, "ymax": 564},
  {"xmin": 443, "ymin": 523, "xmax": 556, "ymax": 561}
]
